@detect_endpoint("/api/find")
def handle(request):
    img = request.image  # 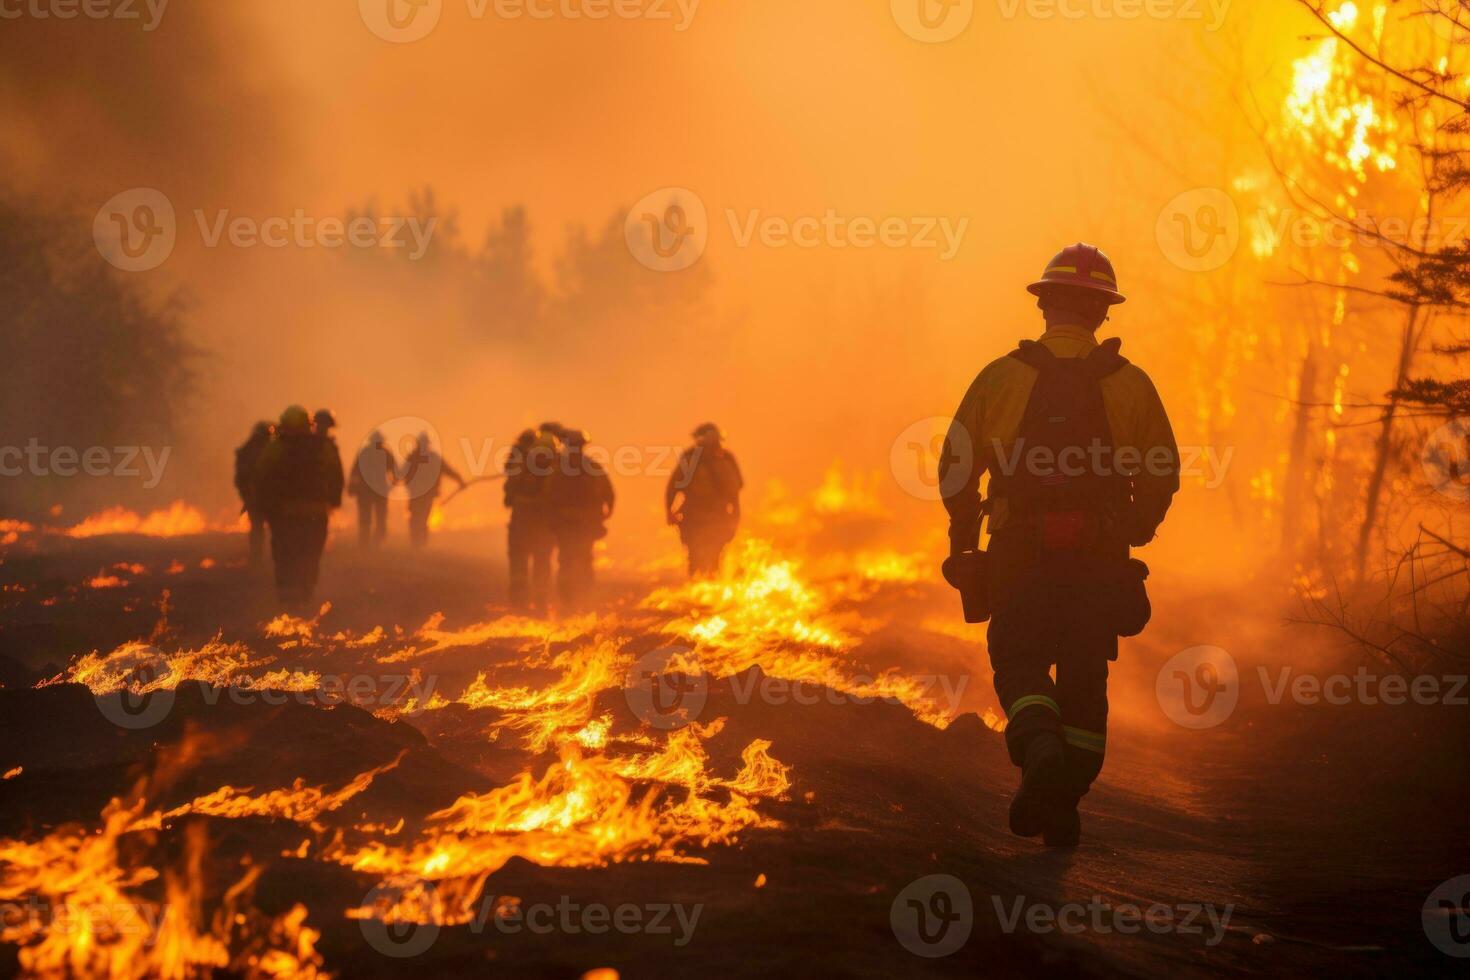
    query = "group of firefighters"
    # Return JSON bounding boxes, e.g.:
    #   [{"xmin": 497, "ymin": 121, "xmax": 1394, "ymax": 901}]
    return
[
  {"xmin": 234, "ymin": 415, "xmax": 744, "ymax": 611},
  {"xmin": 231, "ymin": 241, "xmax": 1178, "ymax": 851}
]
